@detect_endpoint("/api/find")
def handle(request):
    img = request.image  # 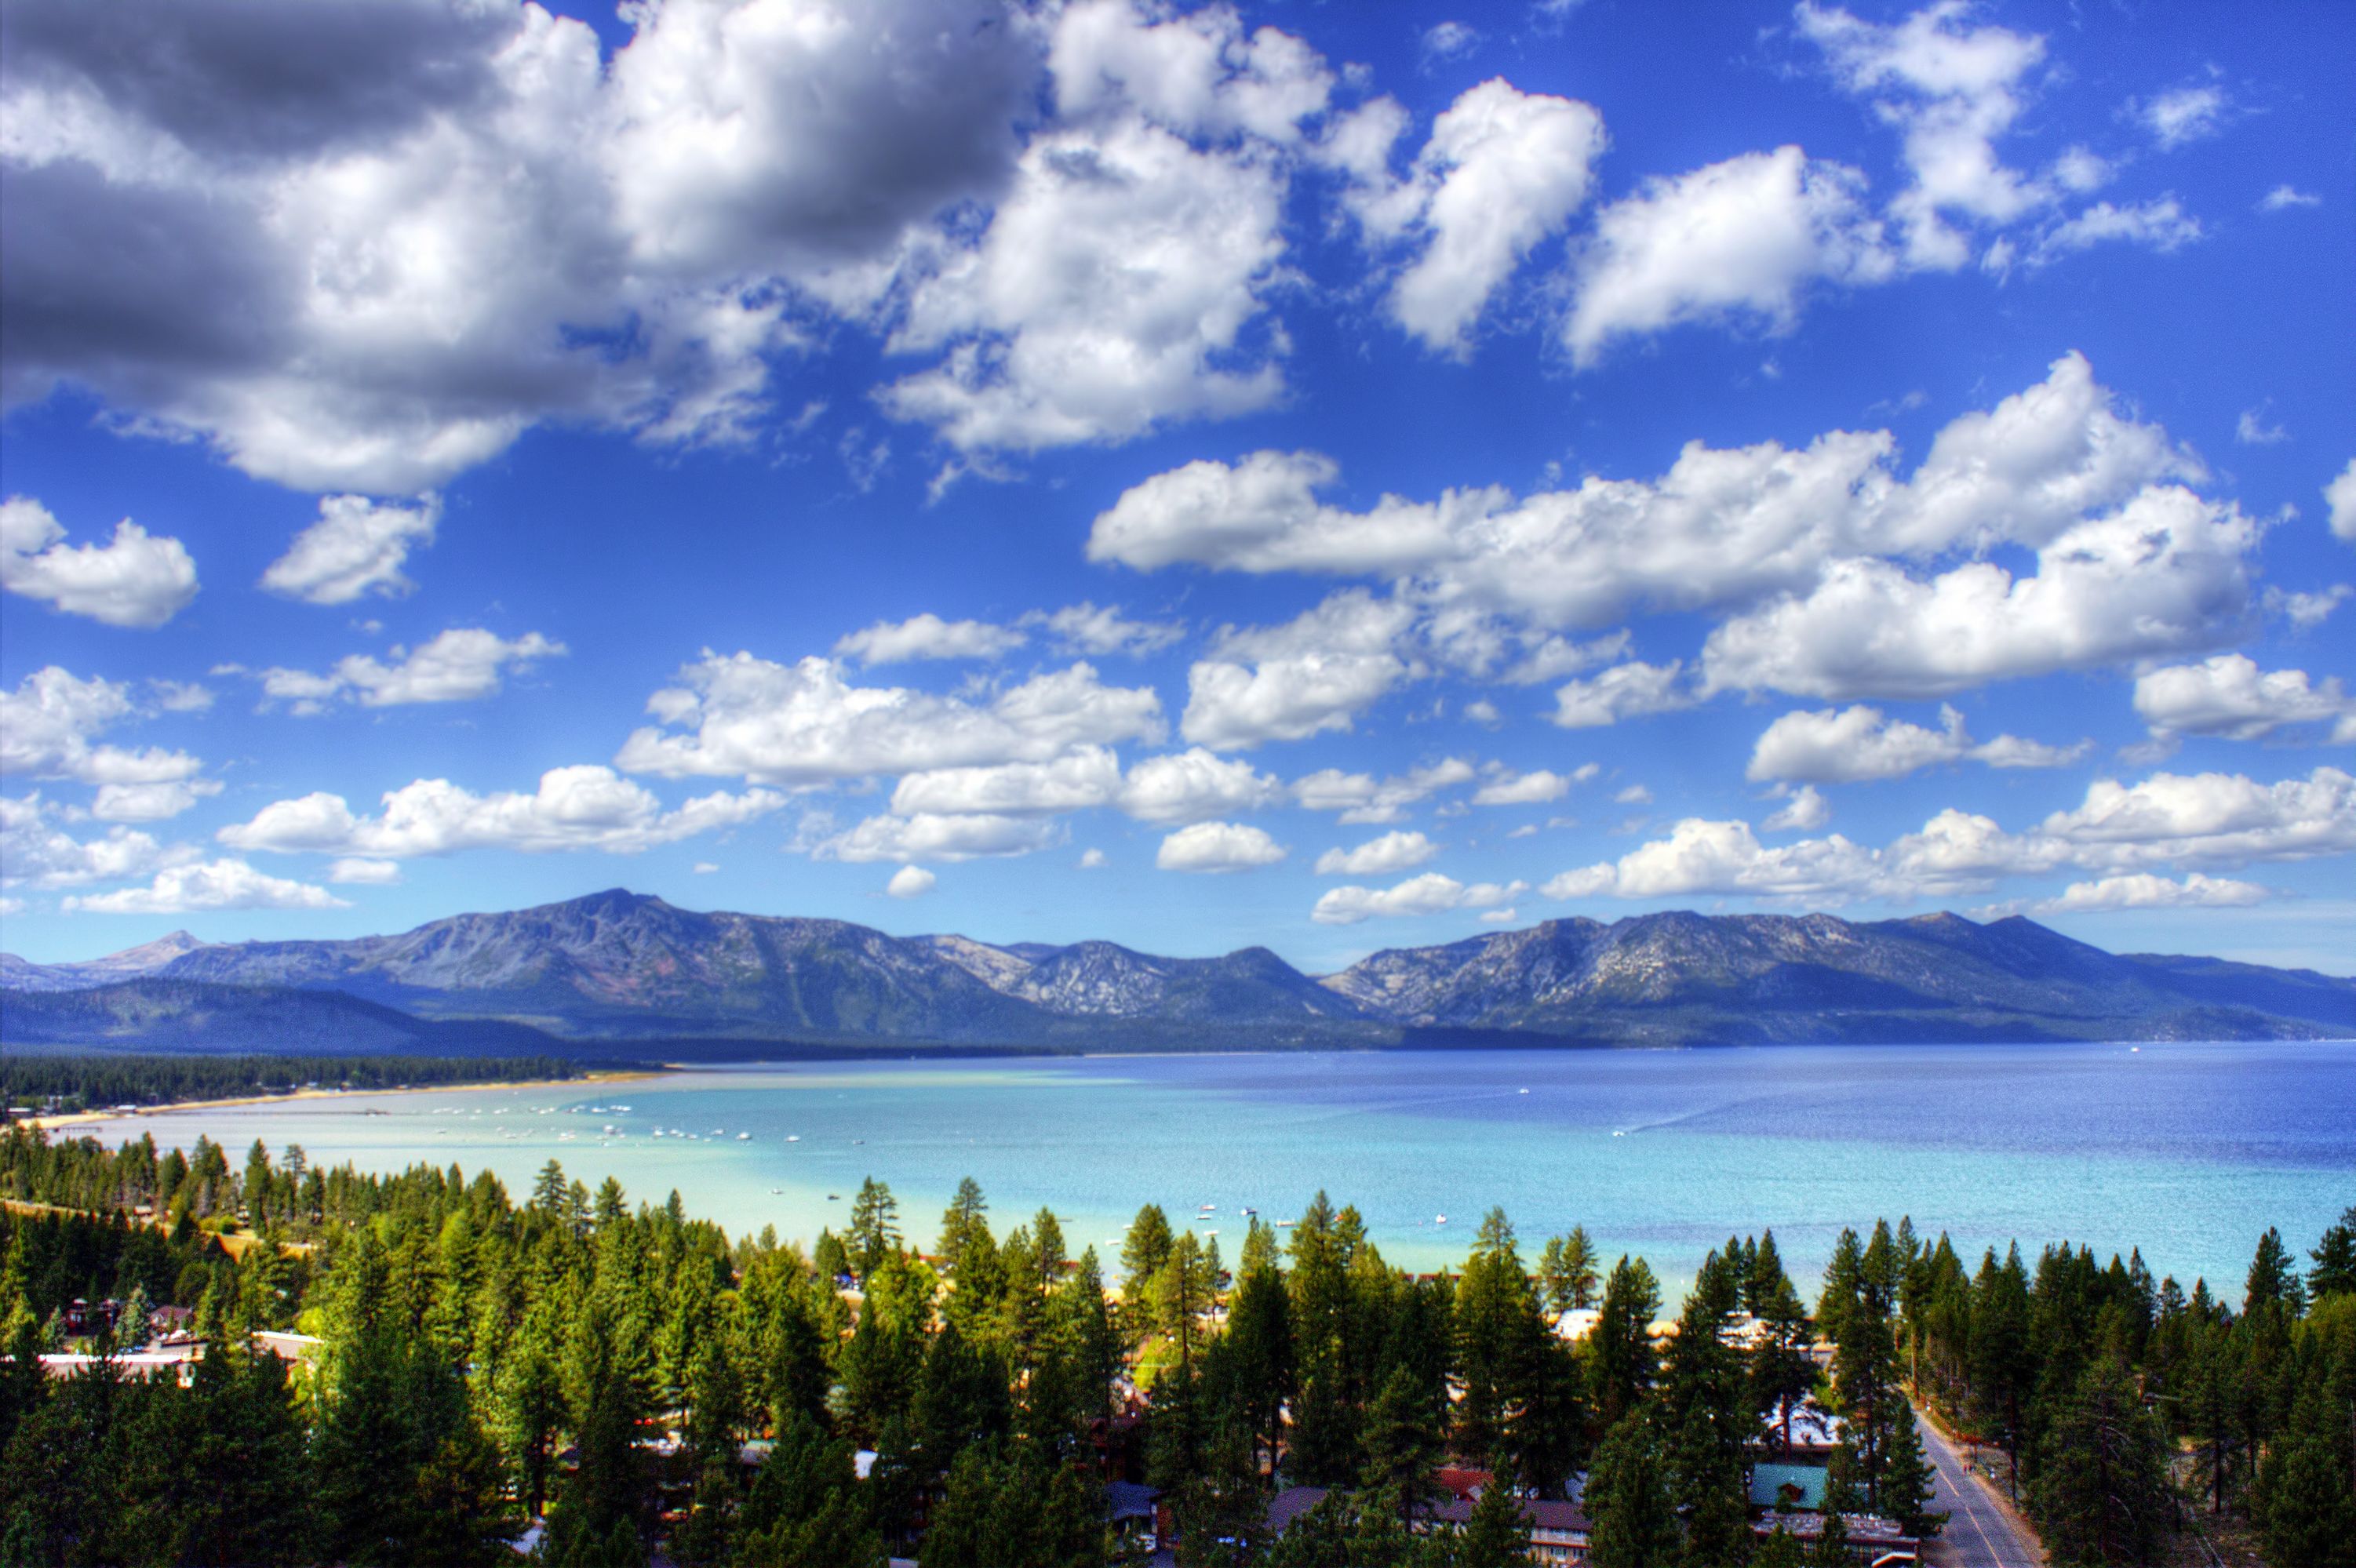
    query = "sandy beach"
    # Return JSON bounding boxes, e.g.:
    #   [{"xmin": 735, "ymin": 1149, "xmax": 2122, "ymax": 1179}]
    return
[{"xmin": 9, "ymin": 1068, "xmax": 664, "ymax": 1134}]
